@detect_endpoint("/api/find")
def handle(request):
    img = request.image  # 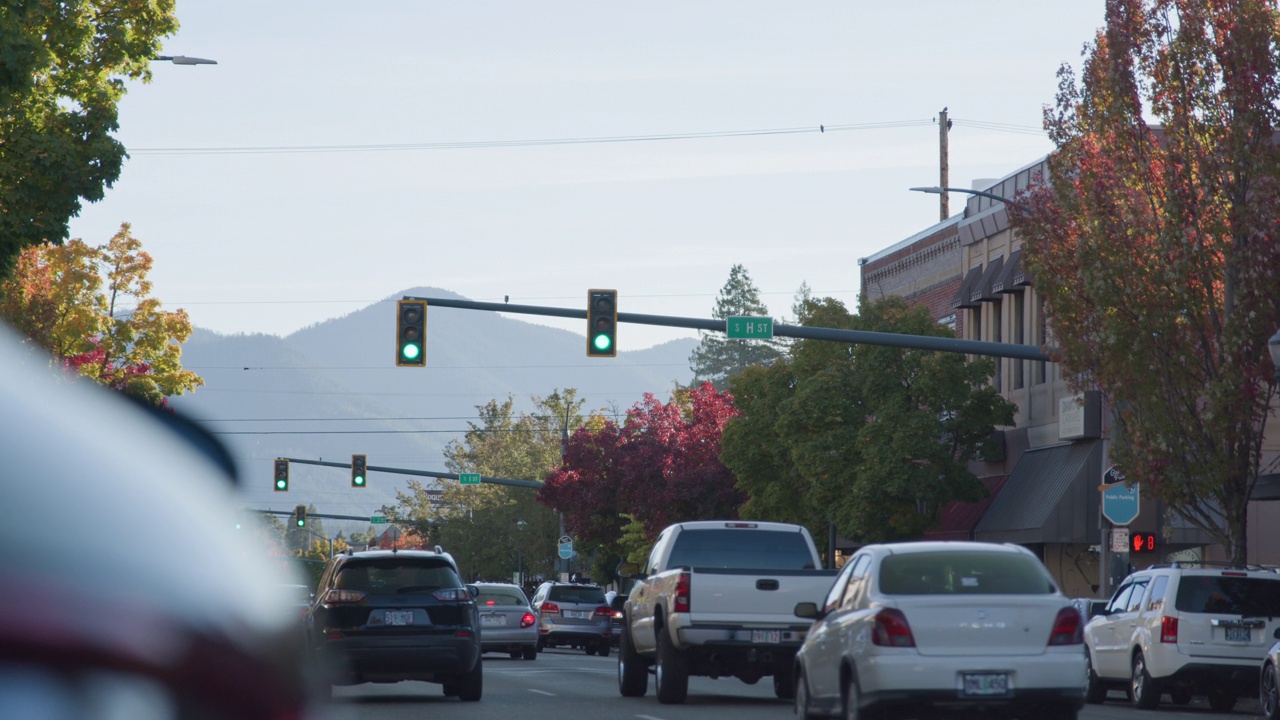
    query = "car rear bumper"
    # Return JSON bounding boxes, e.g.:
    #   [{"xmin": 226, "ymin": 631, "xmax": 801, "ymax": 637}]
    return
[
  {"xmin": 858, "ymin": 650, "xmax": 1085, "ymax": 711},
  {"xmin": 316, "ymin": 633, "xmax": 479, "ymax": 682},
  {"xmin": 1154, "ymin": 661, "xmax": 1261, "ymax": 697},
  {"xmin": 538, "ymin": 627, "xmax": 611, "ymax": 646}
]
